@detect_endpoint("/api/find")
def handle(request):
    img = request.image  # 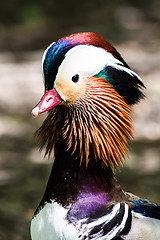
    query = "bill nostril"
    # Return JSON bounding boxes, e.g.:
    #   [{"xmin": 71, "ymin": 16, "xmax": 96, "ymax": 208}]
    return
[{"xmin": 46, "ymin": 97, "xmax": 53, "ymax": 102}]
